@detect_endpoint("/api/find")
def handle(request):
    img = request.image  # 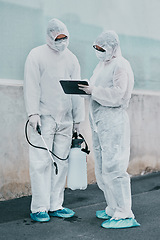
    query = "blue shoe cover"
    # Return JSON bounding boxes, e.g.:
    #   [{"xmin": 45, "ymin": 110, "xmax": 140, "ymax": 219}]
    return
[
  {"xmin": 49, "ymin": 208, "xmax": 75, "ymax": 218},
  {"xmin": 96, "ymin": 210, "xmax": 111, "ymax": 220},
  {"xmin": 101, "ymin": 218, "xmax": 140, "ymax": 229},
  {"xmin": 30, "ymin": 212, "xmax": 50, "ymax": 222}
]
